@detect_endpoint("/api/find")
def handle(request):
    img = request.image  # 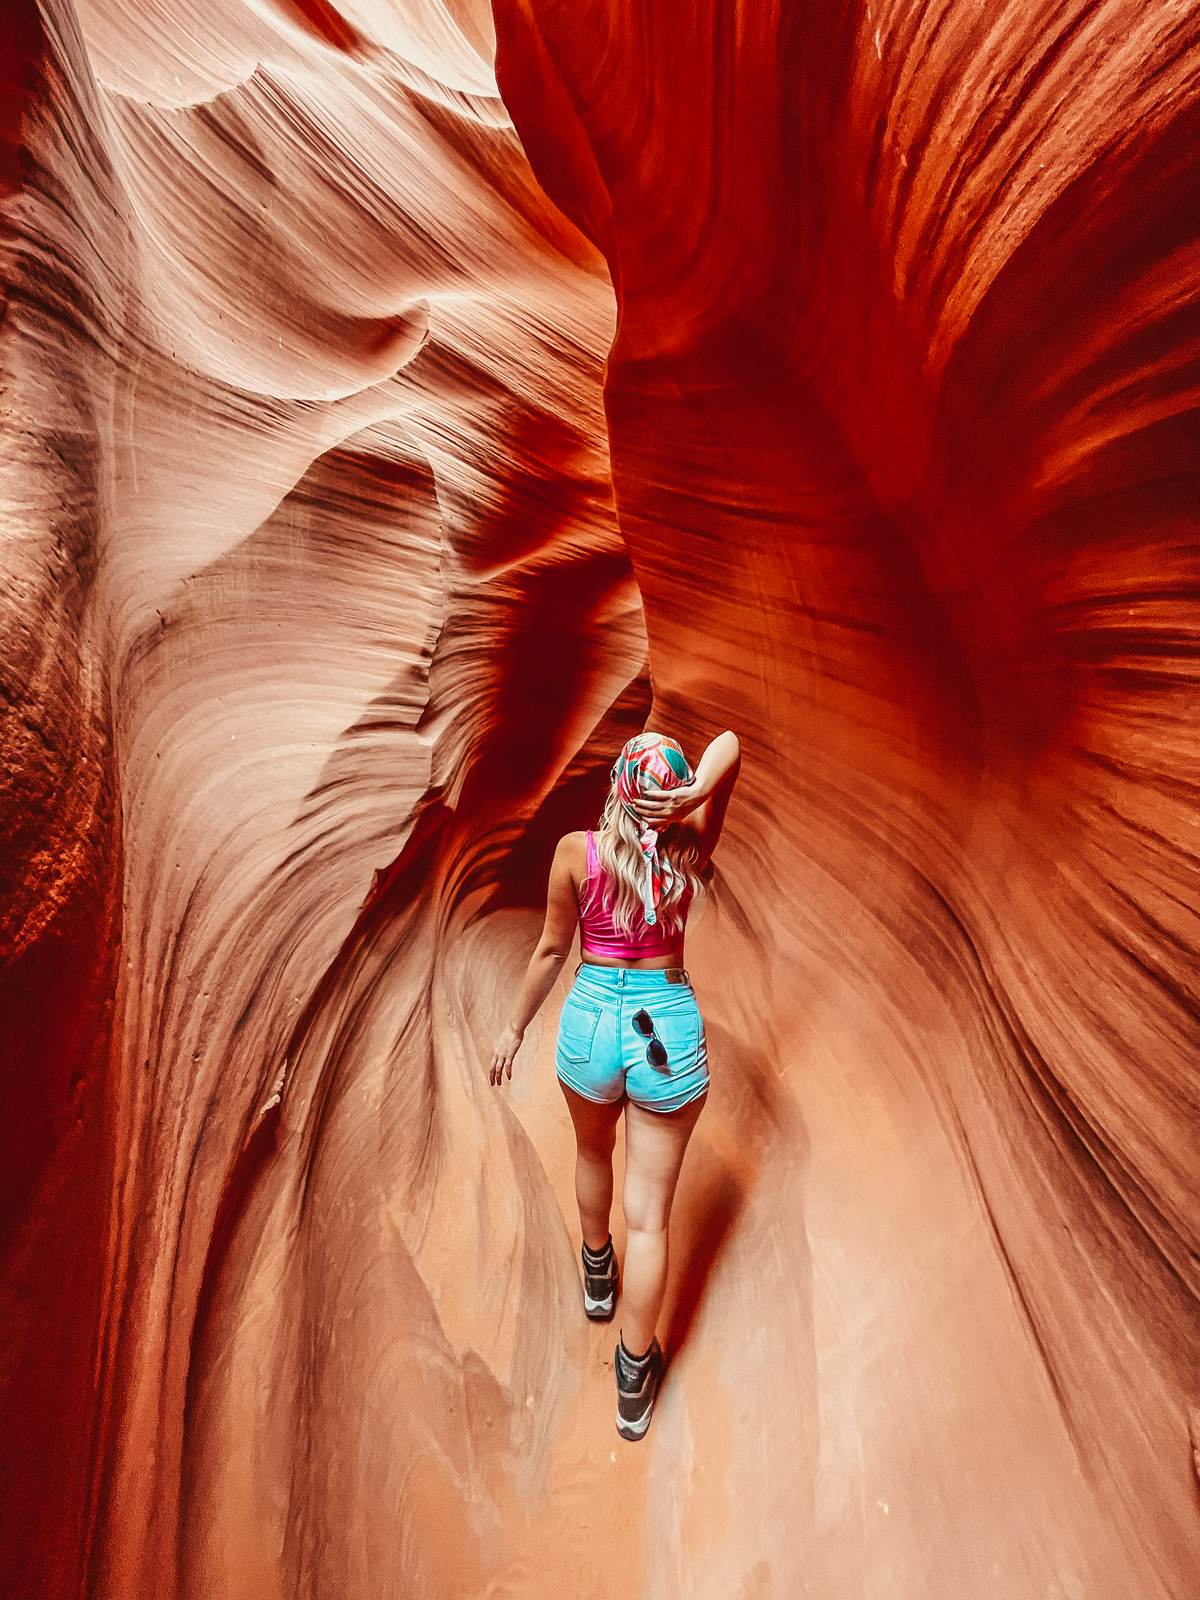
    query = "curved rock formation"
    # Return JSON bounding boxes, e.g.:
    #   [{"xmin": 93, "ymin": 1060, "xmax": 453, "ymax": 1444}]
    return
[{"xmin": 1, "ymin": 2, "xmax": 1197, "ymax": 1596}]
